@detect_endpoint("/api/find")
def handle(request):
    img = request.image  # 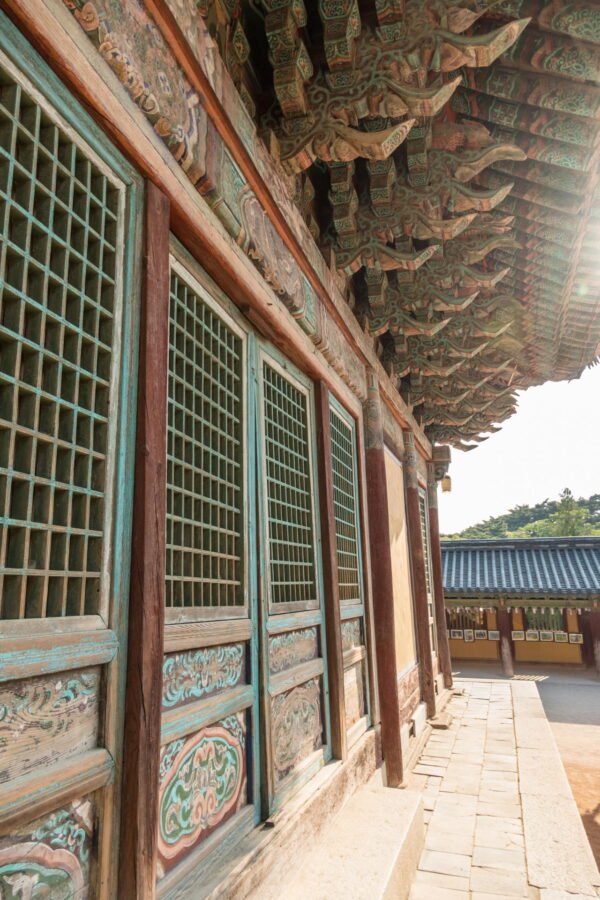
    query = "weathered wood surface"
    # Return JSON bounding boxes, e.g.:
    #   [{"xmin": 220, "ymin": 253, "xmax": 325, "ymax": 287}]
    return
[
  {"xmin": 0, "ymin": 631, "xmax": 117, "ymax": 683},
  {"xmin": 315, "ymin": 381, "xmax": 347, "ymax": 761},
  {"xmin": 271, "ymin": 678, "xmax": 323, "ymax": 788},
  {"xmin": 157, "ymin": 713, "xmax": 248, "ymax": 879},
  {"xmin": 0, "ymin": 750, "xmax": 112, "ymax": 835},
  {"xmin": 117, "ymin": 182, "xmax": 170, "ymax": 900},
  {"xmin": 269, "ymin": 627, "xmax": 319, "ymax": 675},
  {"xmin": 364, "ymin": 373, "xmax": 403, "ymax": 786},
  {"xmin": 162, "ymin": 645, "xmax": 246, "ymax": 710},
  {"xmin": 164, "ymin": 619, "xmax": 252, "ymax": 651},
  {"xmin": 161, "ymin": 685, "xmax": 254, "ymax": 745},
  {"xmin": 427, "ymin": 467, "xmax": 453, "ymax": 690},
  {"xmin": 0, "ymin": 796, "xmax": 95, "ymax": 897},
  {"xmin": 403, "ymin": 433, "xmax": 436, "ymax": 718},
  {"xmin": 498, "ymin": 607, "xmax": 515, "ymax": 677},
  {"xmin": 344, "ymin": 662, "xmax": 367, "ymax": 730},
  {"xmin": 2, "ymin": 0, "xmax": 431, "ymax": 460},
  {"xmin": 0, "ymin": 669, "xmax": 99, "ymax": 786}
]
